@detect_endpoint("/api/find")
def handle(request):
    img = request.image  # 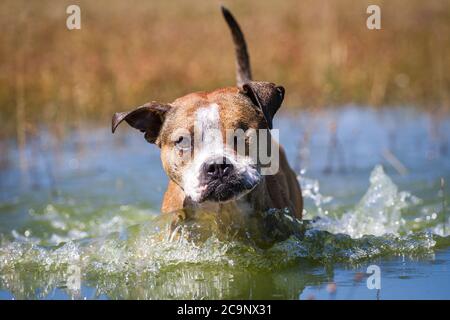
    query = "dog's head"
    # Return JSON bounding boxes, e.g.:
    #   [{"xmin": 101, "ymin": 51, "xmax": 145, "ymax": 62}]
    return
[{"xmin": 112, "ymin": 82, "xmax": 284, "ymax": 204}]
